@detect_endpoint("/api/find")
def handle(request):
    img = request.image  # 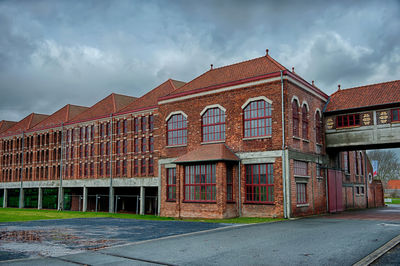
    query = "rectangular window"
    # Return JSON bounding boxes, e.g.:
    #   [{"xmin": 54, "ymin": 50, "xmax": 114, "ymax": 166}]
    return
[
  {"xmin": 123, "ymin": 119, "xmax": 127, "ymax": 134},
  {"xmin": 149, "ymin": 136, "xmax": 154, "ymax": 152},
  {"xmin": 166, "ymin": 168, "xmax": 176, "ymax": 201},
  {"xmin": 184, "ymin": 164, "xmax": 216, "ymax": 202},
  {"xmin": 116, "ymin": 160, "xmax": 120, "ymax": 176},
  {"xmin": 100, "ymin": 124, "xmax": 104, "ymax": 138},
  {"xmin": 100, "ymin": 143, "xmax": 104, "ymax": 156},
  {"xmin": 134, "ymin": 118, "xmax": 139, "ymax": 134},
  {"xmin": 392, "ymin": 109, "xmax": 400, "ymax": 122},
  {"xmin": 134, "ymin": 138, "xmax": 139, "ymax": 153},
  {"xmin": 142, "ymin": 137, "xmax": 147, "ymax": 153},
  {"xmin": 296, "ymin": 183, "xmax": 307, "ymax": 204},
  {"xmin": 70, "ymin": 164, "xmax": 74, "ymax": 177},
  {"xmin": 134, "ymin": 159, "xmax": 138, "ymax": 175},
  {"xmin": 148, "ymin": 158, "xmax": 154, "ymax": 175},
  {"xmin": 227, "ymin": 165, "xmax": 233, "ymax": 202},
  {"xmin": 141, "ymin": 159, "xmax": 146, "ymax": 176},
  {"xmin": 91, "ymin": 125, "xmax": 94, "ymax": 140},
  {"xmin": 106, "ymin": 161, "xmax": 110, "ymax": 175},
  {"xmin": 149, "ymin": 115, "xmax": 154, "ymax": 131},
  {"xmin": 91, "ymin": 144, "xmax": 94, "ymax": 157},
  {"xmin": 343, "ymin": 151, "xmax": 349, "ymax": 173},
  {"xmin": 85, "ymin": 126, "xmax": 89, "ymax": 140},
  {"xmin": 116, "ymin": 140, "xmax": 120, "ymax": 155},
  {"xmin": 294, "ymin": 160, "xmax": 308, "ymax": 176},
  {"xmin": 85, "ymin": 145, "xmax": 88, "ymax": 157},
  {"xmin": 123, "ymin": 160, "xmax": 127, "ymax": 176},
  {"xmin": 106, "ymin": 142, "xmax": 110, "ymax": 155},
  {"xmin": 245, "ymin": 164, "xmax": 274, "ymax": 203},
  {"xmin": 117, "ymin": 121, "xmax": 121, "ymax": 135},
  {"xmin": 336, "ymin": 114, "xmax": 360, "ymax": 128},
  {"xmin": 142, "ymin": 116, "xmax": 147, "ymax": 132},
  {"xmin": 79, "ymin": 163, "xmax": 82, "ymax": 177},
  {"xmin": 123, "ymin": 139, "xmax": 127, "ymax": 154},
  {"xmin": 84, "ymin": 163, "xmax": 88, "ymax": 177},
  {"xmin": 99, "ymin": 162, "xmax": 103, "ymax": 176}
]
